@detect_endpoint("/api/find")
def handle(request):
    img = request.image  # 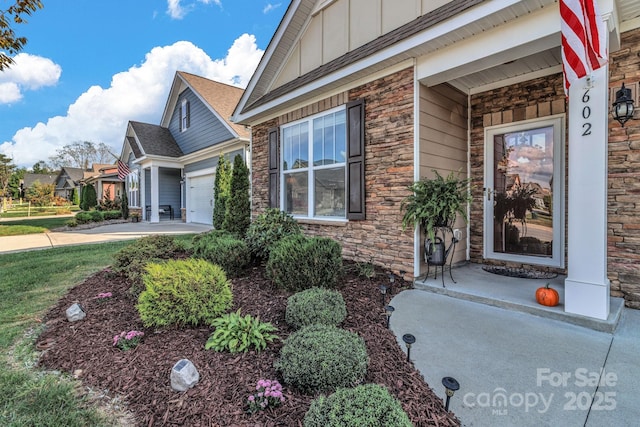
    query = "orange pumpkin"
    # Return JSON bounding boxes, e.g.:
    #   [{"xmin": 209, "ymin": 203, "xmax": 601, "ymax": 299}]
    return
[{"xmin": 536, "ymin": 283, "xmax": 559, "ymax": 307}]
